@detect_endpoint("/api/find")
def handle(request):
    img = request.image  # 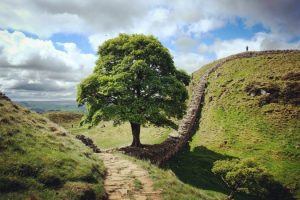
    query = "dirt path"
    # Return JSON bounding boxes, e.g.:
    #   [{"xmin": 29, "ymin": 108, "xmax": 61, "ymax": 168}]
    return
[{"xmin": 99, "ymin": 153, "xmax": 161, "ymax": 200}]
